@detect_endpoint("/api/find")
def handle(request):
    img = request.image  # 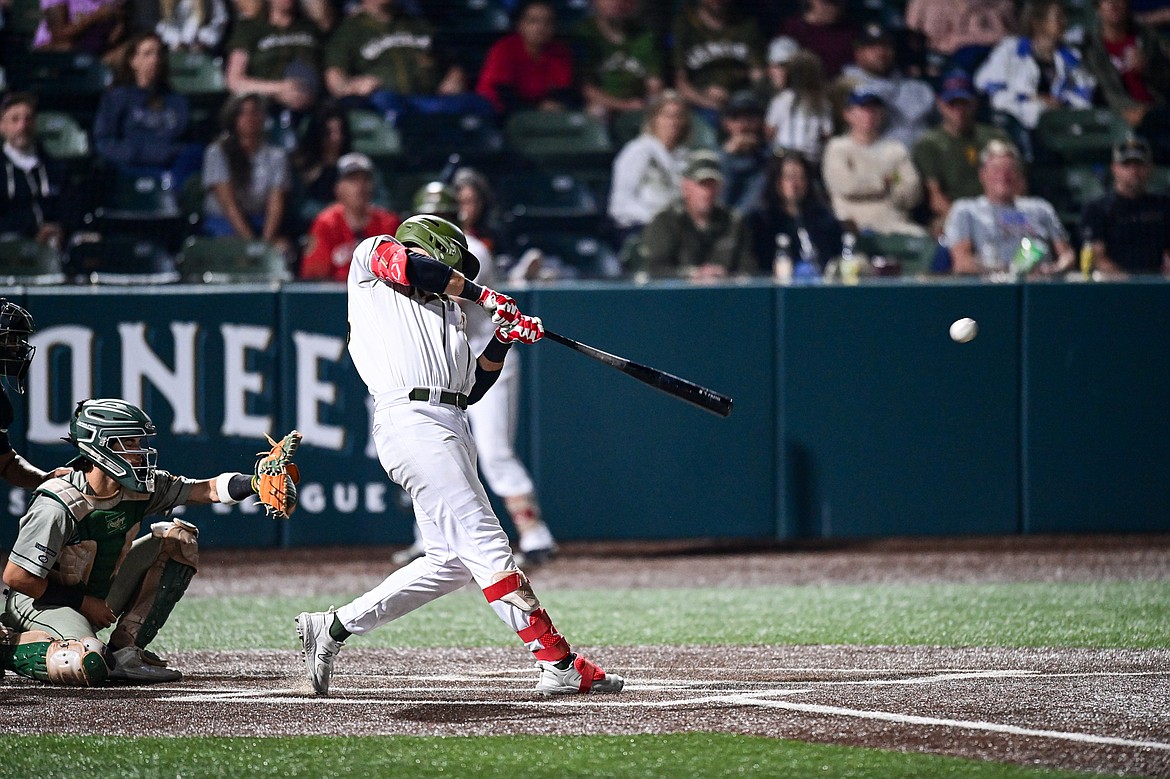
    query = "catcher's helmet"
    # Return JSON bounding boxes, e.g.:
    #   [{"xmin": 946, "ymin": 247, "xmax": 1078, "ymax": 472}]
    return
[
  {"xmin": 412, "ymin": 181, "xmax": 458, "ymax": 219},
  {"xmin": 66, "ymin": 399, "xmax": 158, "ymax": 493},
  {"xmin": 0, "ymin": 298, "xmax": 35, "ymax": 394},
  {"xmin": 395, "ymin": 213, "xmax": 480, "ymax": 281}
]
